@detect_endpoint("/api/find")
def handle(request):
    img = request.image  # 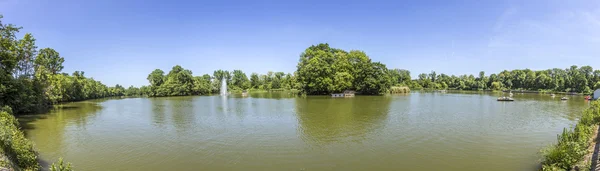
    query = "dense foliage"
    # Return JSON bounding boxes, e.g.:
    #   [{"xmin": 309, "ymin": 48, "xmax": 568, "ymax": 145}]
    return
[
  {"xmin": 0, "ymin": 107, "xmax": 39, "ymax": 170},
  {"xmin": 410, "ymin": 66, "xmax": 600, "ymax": 94},
  {"xmin": 296, "ymin": 43, "xmax": 393, "ymax": 95},
  {"xmin": 541, "ymin": 101, "xmax": 600, "ymax": 170},
  {"xmin": 0, "ymin": 15, "xmax": 126, "ymax": 114},
  {"xmin": 141, "ymin": 66, "xmax": 300, "ymax": 97},
  {"xmin": 0, "ymin": 15, "xmax": 114, "ymax": 170},
  {"xmin": 139, "ymin": 44, "xmax": 415, "ymax": 96}
]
